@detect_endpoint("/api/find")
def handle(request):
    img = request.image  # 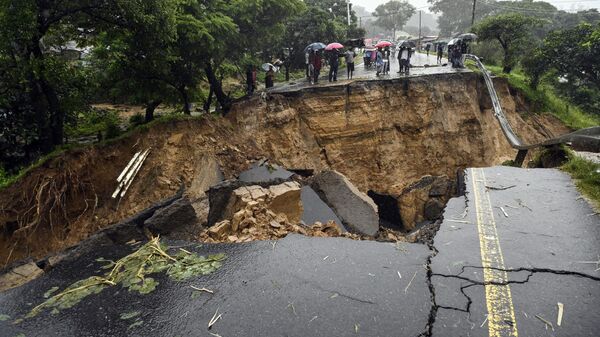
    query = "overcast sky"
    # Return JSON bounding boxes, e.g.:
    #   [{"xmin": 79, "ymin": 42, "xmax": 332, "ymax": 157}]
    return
[{"xmin": 351, "ymin": 0, "xmax": 600, "ymax": 13}]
